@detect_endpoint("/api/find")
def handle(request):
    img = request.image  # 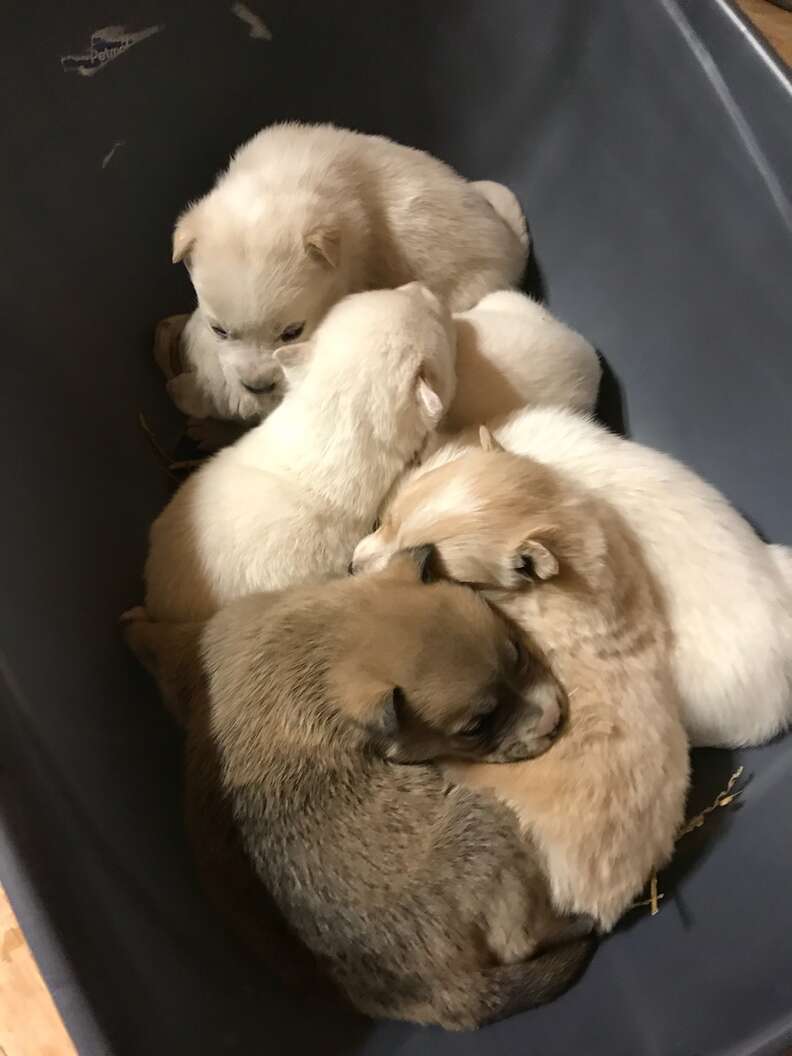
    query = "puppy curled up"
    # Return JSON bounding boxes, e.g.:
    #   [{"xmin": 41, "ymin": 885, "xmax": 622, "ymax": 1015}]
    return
[
  {"xmin": 164, "ymin": 121, "xmax": 528, "ymax": 422},
  {"xmin": 122, "ymin": 549, "xmax": 593, "ymax": 1030},
  {"xmin": 157, "ymin": 287, "xmax": 600, "ymax": 436},
  {"xmin": 382, "ymin": 406, "xmax": 792, "ymax": 748},
  {"xmin": 353, "ymin": 434, "xmax": 690, "ymax": 931},
  {"xmin": 145, "ymin": 284, "xmax": 455, "ymax": 621}
]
